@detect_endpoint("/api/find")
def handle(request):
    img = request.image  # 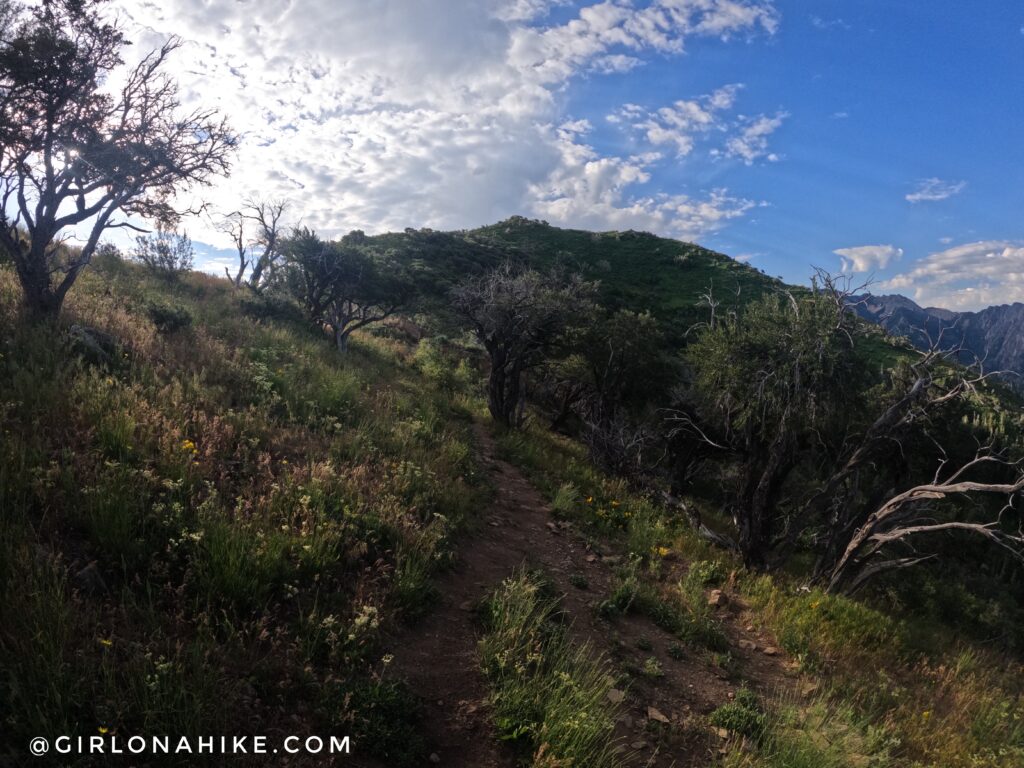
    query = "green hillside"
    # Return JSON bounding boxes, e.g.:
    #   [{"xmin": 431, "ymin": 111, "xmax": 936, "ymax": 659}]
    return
[
  {"xmin": 2, "ymin": 238, "xmax": 1023, "ymax": 767},
  {"xmin": 364, "ymin": 216, "xmax": 781, "ymax": 339}
]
